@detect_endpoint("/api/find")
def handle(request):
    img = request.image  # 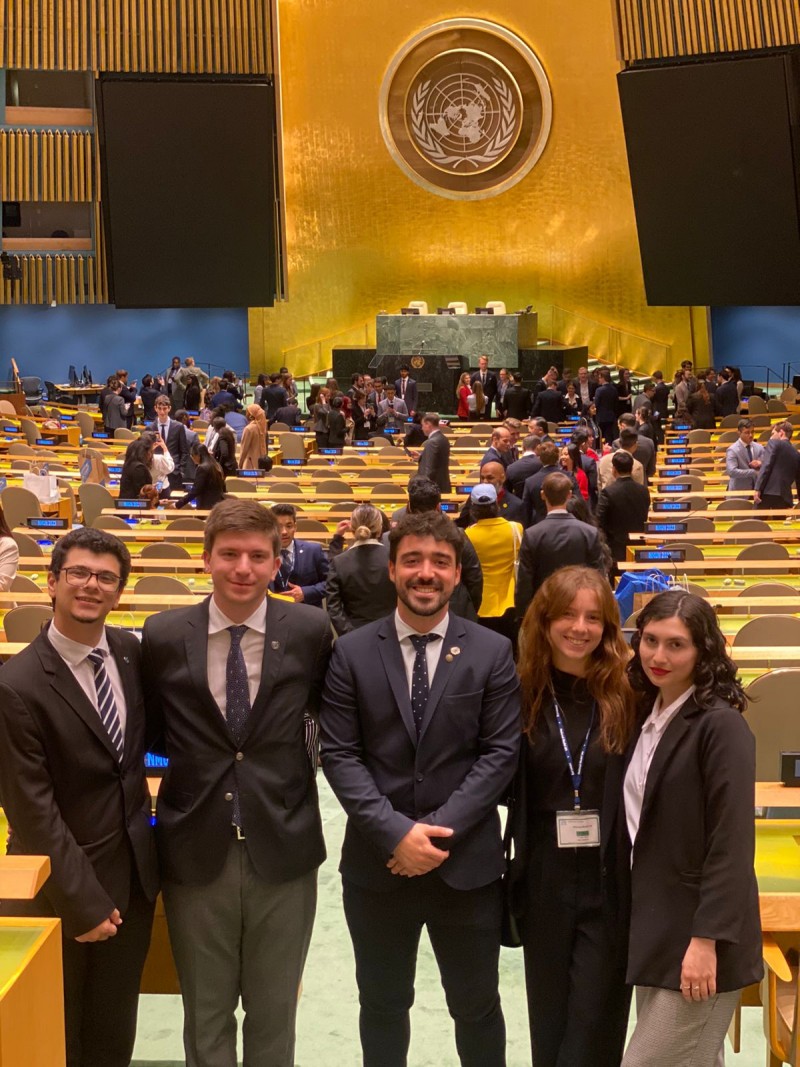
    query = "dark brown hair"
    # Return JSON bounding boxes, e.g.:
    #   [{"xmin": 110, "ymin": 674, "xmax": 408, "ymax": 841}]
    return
[{"xmin": 204, "ymin": 498, "xmax": 280, "ymax": 556}]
